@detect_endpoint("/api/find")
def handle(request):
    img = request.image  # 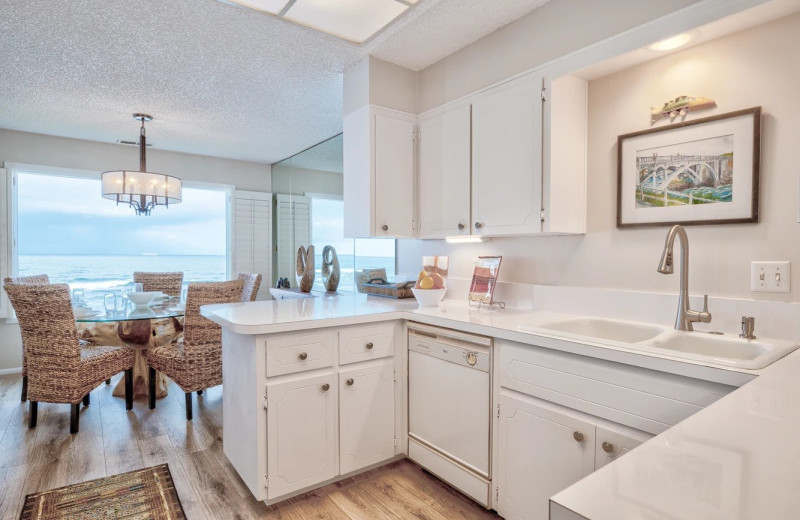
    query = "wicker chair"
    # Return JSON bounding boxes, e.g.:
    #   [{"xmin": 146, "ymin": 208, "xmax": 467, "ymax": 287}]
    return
[
  {"xmin": 237, "ymin": 272, "xmax": 262, "ymax": 302},
  {"xmin": 4, "ymin": 283, "xmax": 135, "ymax": 434},
  {"xmin": 146, "ymin": 279, "xmax": 243, "ymax": 420},
  {"xmin": 4, "ymin": 274, "xmax": 50, "ymax": 402},
  {"xmin": 133, "ymin": 271, "xmax": 184, "ymax": 298}
]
